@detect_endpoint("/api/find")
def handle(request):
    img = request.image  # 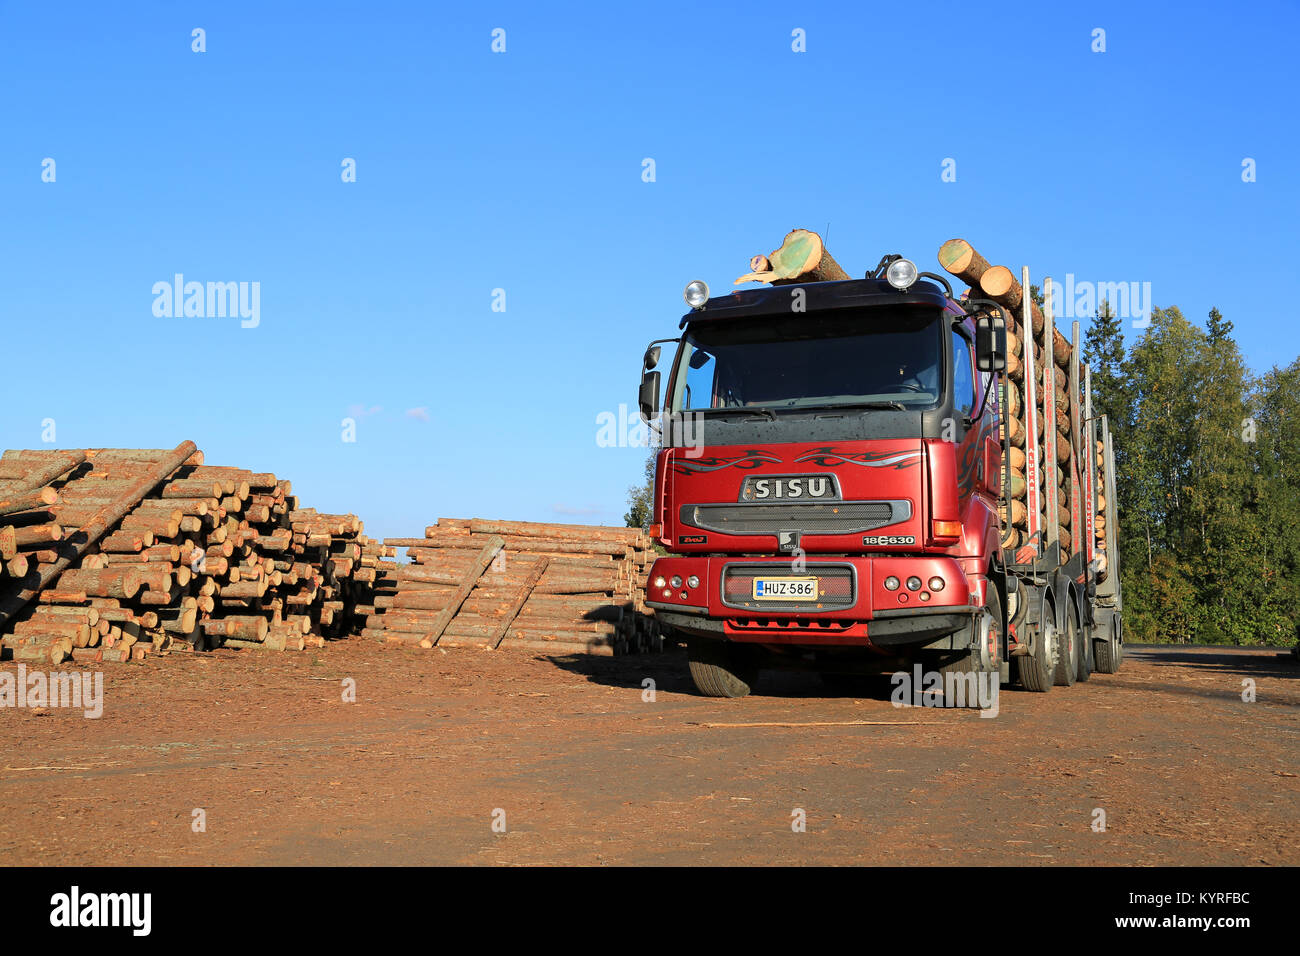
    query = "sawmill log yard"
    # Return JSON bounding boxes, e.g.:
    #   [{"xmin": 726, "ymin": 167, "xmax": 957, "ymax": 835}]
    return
[
  {"xmin": 8, "ymin": 7, "xmax": 1299, "ymax": 946},
  {"xmin": 0, "ymin": 234, "xmax": 1295, "ymax": 869}
]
